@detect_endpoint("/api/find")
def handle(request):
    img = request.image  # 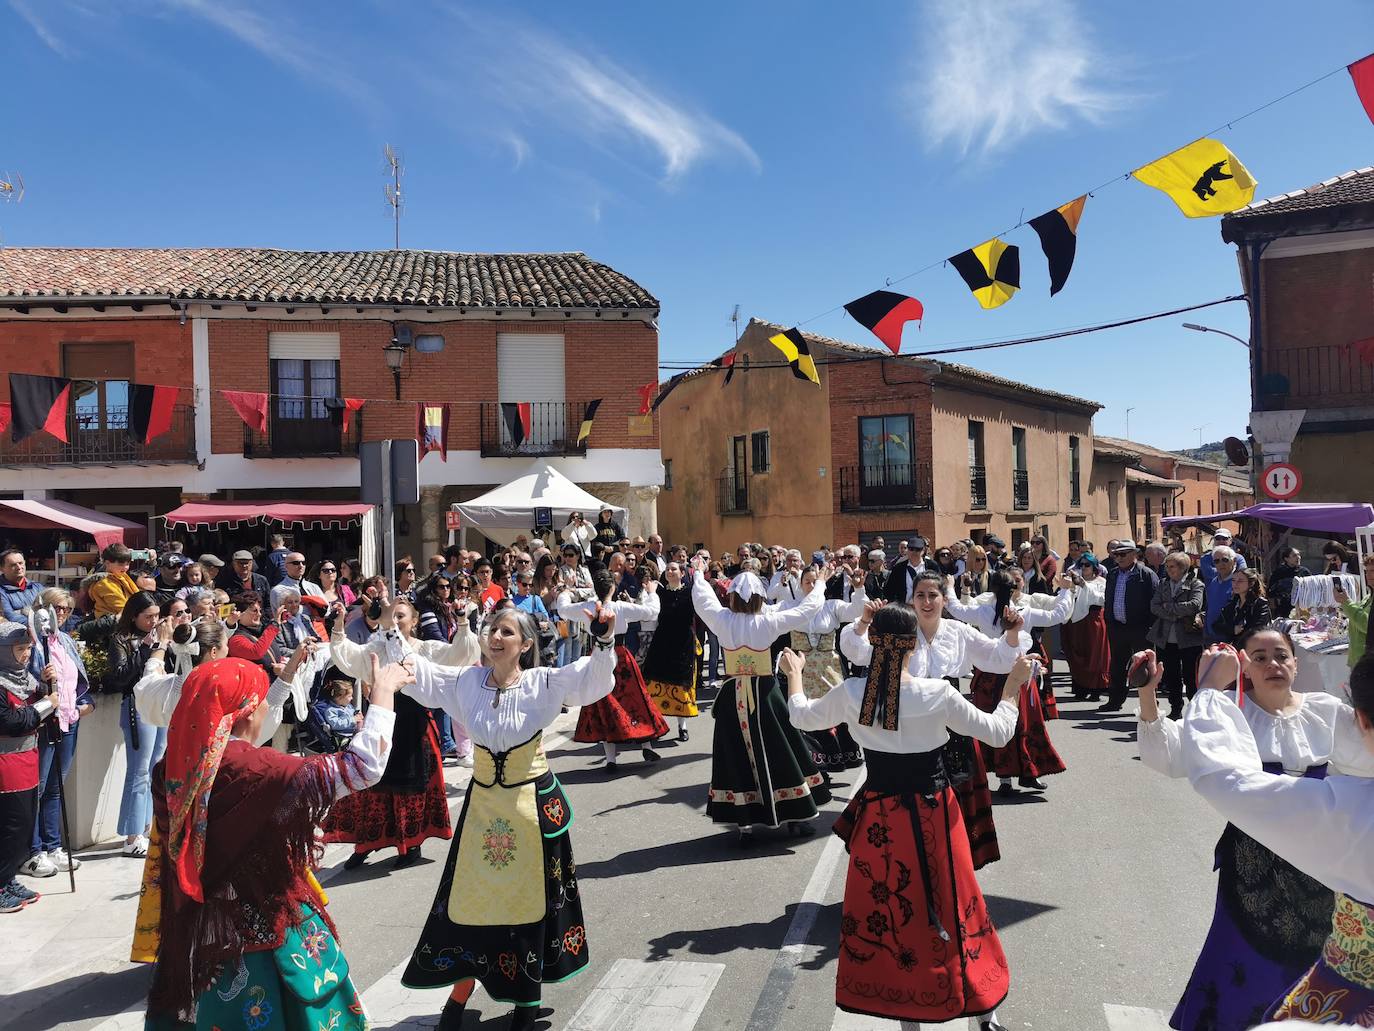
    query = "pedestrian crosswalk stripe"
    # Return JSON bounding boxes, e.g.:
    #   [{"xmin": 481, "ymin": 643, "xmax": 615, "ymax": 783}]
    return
[
  {"xmin": 1103, "ymin": 1003, "xmax": 1172, "ymax": 1029},
  {"xmin": 564, "ymin": 959, "xmax": 725, "ymax": 1030}
]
